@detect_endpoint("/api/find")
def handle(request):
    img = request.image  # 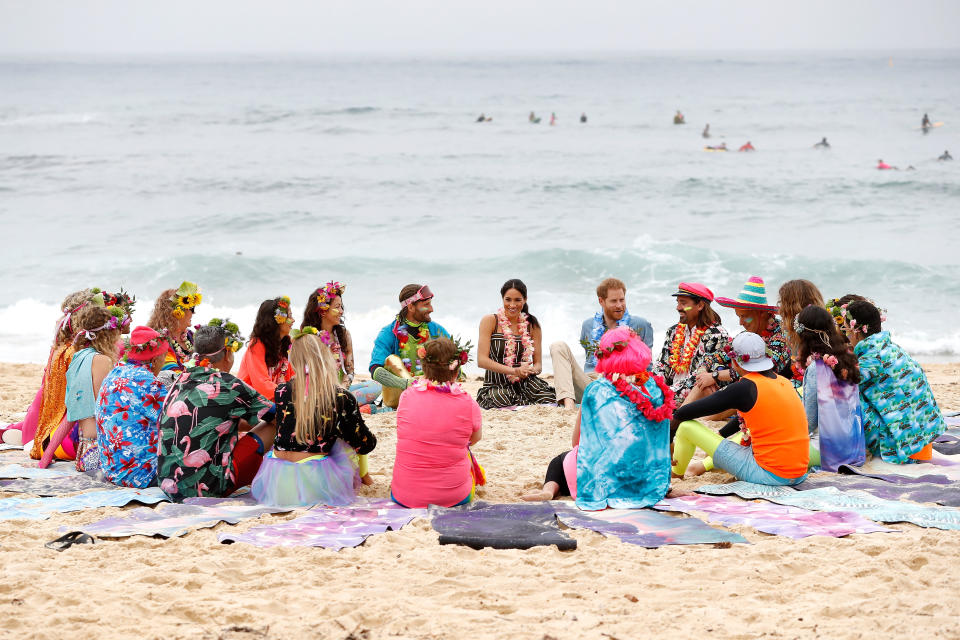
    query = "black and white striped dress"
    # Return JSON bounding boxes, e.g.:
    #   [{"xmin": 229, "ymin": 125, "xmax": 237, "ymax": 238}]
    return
[{"xmin": 476, "ymin": 332, "xmax": 557, "ymax": 409}]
